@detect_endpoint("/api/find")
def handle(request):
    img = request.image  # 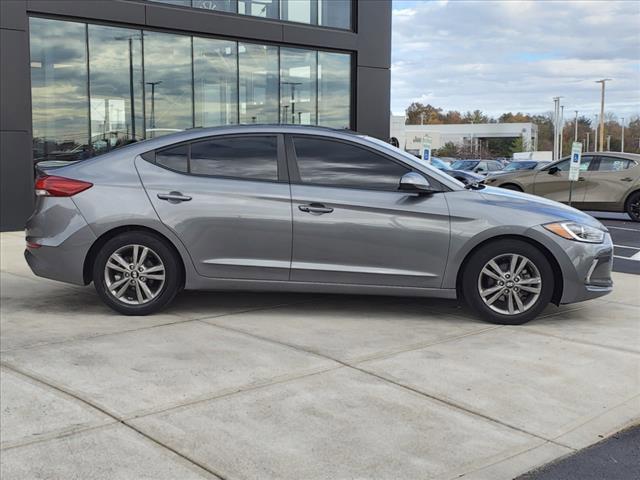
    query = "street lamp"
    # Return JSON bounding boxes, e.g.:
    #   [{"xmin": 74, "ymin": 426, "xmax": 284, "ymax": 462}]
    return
[
  {"xmin": 621, "ymin": 117, "xmax": 625, "ymax": 152},
  {"xmin": 574, "ymin": 110, "xmax": 579, "ymax": 142},
  {"xmin": 559, "ymin": 105, "xmax": 564, "ymax": 157},
  {"xmin": 594, "ymin": 114, "xmax": 599, "ymax": 152},
  {"xmin": 145, "ymin": 81, "xmax": 162, "ymax": 130},
  {"xmin": 595, "ymin": 79, "xmax": 611, "ymax": 152}
]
